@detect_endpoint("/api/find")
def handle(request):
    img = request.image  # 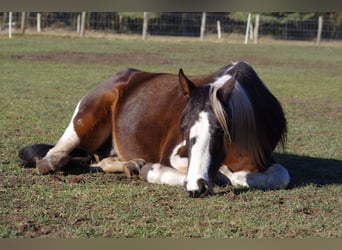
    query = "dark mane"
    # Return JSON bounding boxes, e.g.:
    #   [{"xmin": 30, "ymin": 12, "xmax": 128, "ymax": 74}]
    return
[{"xmin": 226, "ymin": 62, "xmax": 287, "ymax": 168}]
